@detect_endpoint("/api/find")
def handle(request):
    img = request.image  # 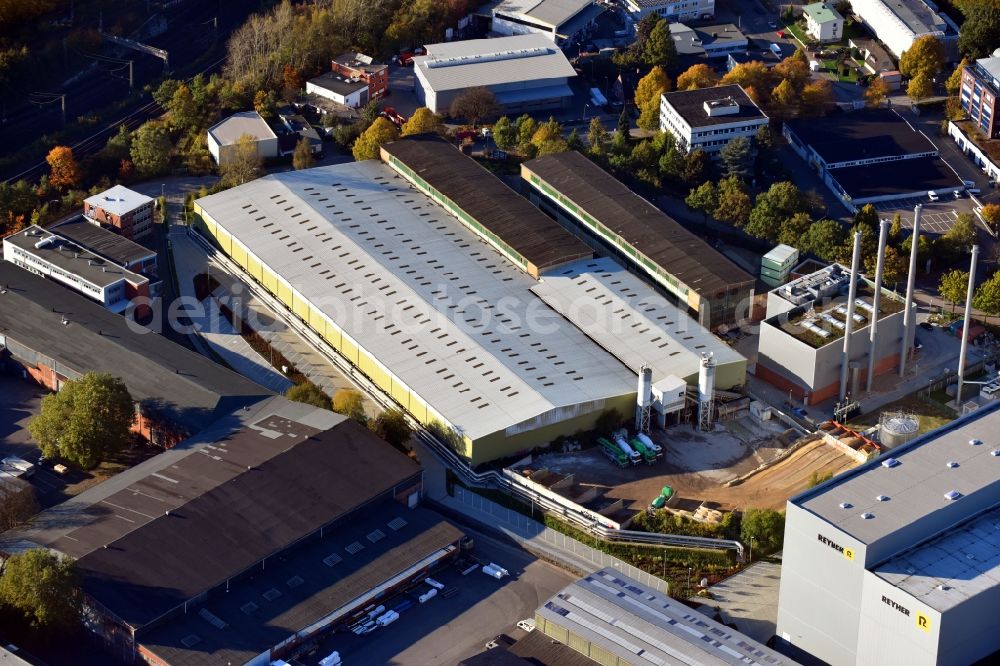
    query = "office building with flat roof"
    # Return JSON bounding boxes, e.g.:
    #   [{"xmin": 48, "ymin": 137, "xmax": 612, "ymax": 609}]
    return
[
  {"xmin": 778, "ymin": 401, "xmax": 1000, "ymax": 665},
  {"xmin": 960, "ymin": 56, "xmax": 1000, "ymax": 140},
  {"xmin": 413, "ymin": 34, "xmax": 577, "ymax": 115},
  {"xmin": 53, "ymin": 216, "xmax": 158, "ymax": 277},
  {"xmin": 522, "ymin": 150, "xmax": 755, "ymax": 330},
  {"xmin": 3, "ymin": 224, "xmax": 152, "ymax": 317},
  {"xmin": 0, "ymin": 397, "xmax": 460, "ymax": 666},
  {"xmin": 83, "ymin": 184, "xmax": 155, "ymax": 240},
  {"xmin": 659, "ymin": 84, "xmax": 768, "ymax": 156},
  {"xmin": 625, "ymin": 0, "xmax": 714, "ymax": 22}
]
